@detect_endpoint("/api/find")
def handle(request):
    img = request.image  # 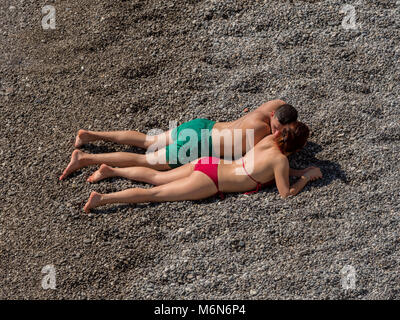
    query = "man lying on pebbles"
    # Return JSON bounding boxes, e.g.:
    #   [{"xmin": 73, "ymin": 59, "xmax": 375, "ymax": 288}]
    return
[
  {"xmin": 83, "ymin": 121, "xmax": 322, "ymax": 212},
  {"xmin": 59, "ymin": 99, "xmax": 298, "ymax": 180}
]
